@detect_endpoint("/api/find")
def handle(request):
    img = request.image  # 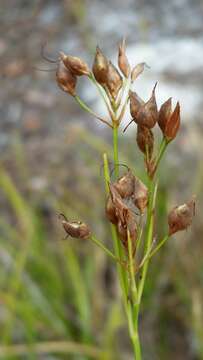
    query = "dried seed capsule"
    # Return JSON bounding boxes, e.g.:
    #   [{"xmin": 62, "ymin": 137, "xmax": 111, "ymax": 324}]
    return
[
  {"xmin": 136, "ymin": 84, "xmax": 158, "ymax": 128},
  {"xmin": 132, "ymin": 178, "xmax": 148, "ymax": 214},
  {"xmin": 109, "ymin": 183, "xmax": 128, "ymax": 224},
  {"xmin": 136, "ymin": 125, "xmax": 154, "ymax": 159},
  {"xmin": 131, "ymin": 62, "xmax": 146, "ymax": 82},
  {"xmin": 158, "ymin": 97, "xmax": 172, "ymax": 133},
  {"xmin": 164, "ymin": 102, "xmax": 180, "ymax": 142},
  {"xmin": 56, "ymin": 60, "xmax": 77, "ymax": 96},
  {"xmin": 60, "ymin": 52, "xmax": 90, "ymax": 76},
  {"xmin": 117, "ymin": 210, "xmax": 137, "ymax": 254},
  {"xmin": 59, "ymin": 214, "xmax": 91, "ymax": 239},
  {"xmin": 105, "ymin": 195, "xmax": 117, "ymax": 224},
  {"xmin": 129, "ymin": 91, "xmax": 144, "ymax": 120},
  {"xmin": 118, "ymin": 38, "xmax": 130, "ymax": 78},
  {"xmin": 106, "ymin": 61, "xmax": 123, "ymax": 99},
  {"xmin": 114, "ymin": 170, "xmax": 135, "ymax": 198},
  {"xmin": 92, "ymin": 46, "xmax": 109, "ymax": 85},
  {"xmin": 168, "ymin": 198, "xmax": 195, "ymax": 235}
]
